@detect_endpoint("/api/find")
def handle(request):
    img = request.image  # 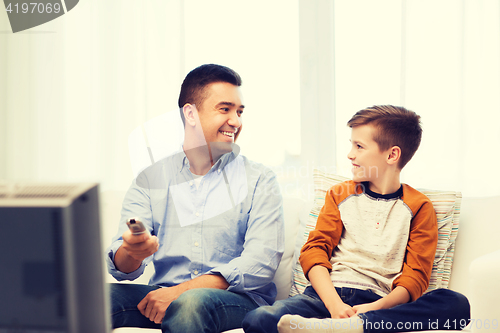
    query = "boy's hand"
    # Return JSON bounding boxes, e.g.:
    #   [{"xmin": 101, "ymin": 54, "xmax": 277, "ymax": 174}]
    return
[
  {"xmin": 353, "ymin": 301, "xmax": 381, "ymax": 314},
  {"xmin": 352, "ymin": 287, "xmax": 410, "ymax": 314},
  {"xmin": 328, "ymin": 302, "xmax": 356, "ymax": 318}
]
